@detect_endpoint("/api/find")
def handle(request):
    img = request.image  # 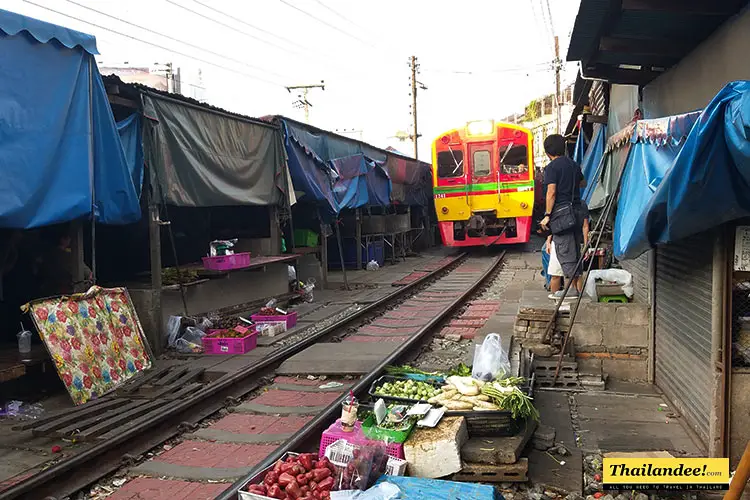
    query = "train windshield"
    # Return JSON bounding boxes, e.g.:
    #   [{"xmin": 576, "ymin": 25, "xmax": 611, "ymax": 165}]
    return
[
  {"xmin": 472, "ymin": 150, "xmax": 491, "ymax": 176},
  {"xmin": 437, "ymin": 150, "xmax": 464, "ymax": 178},
  {"xmin": 499, "ymin": 143, "xmax": 529, "ymax": 175}
]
